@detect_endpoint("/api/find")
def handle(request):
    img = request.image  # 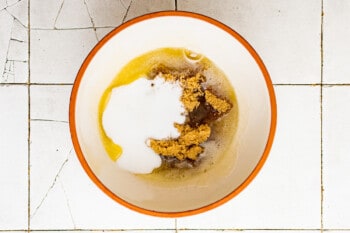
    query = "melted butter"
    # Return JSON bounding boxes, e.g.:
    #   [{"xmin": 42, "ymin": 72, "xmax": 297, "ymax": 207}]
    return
[
  {"xmin": 98, "ymin": 90, "xmax": 122, "ymax": 161},
  {"xmin": 99, "ymin": 48, "xmax": 206, "ymax": 161},
  {"xmin": 98, "ymin": 48, "xmax": 238, "ymax": 177}
]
